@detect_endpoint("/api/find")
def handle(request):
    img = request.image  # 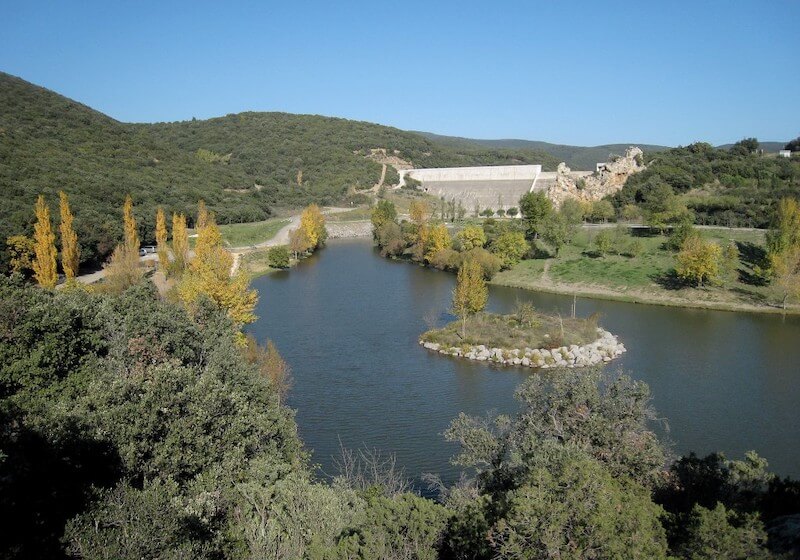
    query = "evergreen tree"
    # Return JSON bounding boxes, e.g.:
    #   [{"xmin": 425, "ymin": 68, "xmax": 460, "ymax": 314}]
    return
[{"xmin": 32, "ymin": 195, "xmax": 58, "ymax": 288}]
